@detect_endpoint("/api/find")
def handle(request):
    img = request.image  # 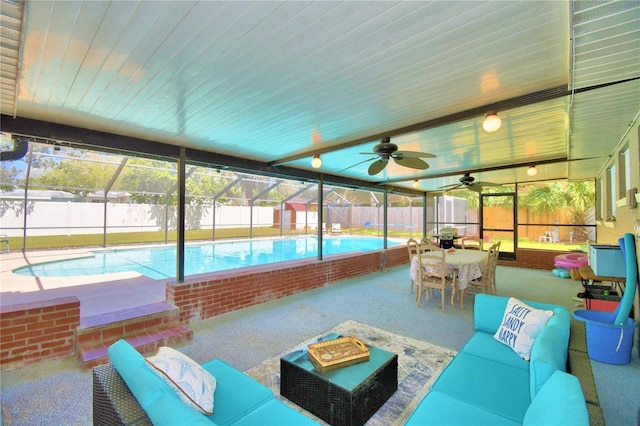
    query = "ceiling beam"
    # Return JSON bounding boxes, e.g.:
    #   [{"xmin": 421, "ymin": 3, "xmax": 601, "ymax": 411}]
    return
[
  {"xmin": 378, "ymin": 157, "xmax": 574, "ymax": 184},
  {"xmin": 1, "ymin": 115, "xmax": 182, "ymax": 159},
  {"xmin": 0, "ymin": 114, "xmax": 424, "ymax": 197}
]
